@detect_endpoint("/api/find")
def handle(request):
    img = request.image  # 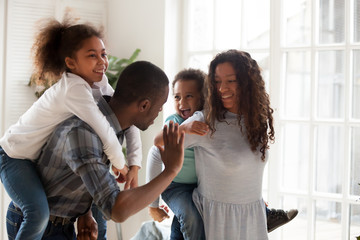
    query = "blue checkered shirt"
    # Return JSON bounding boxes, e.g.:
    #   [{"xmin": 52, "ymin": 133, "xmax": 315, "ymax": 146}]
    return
[{"xmin": 36, "ymin": 97, "xmax": 122, "ymax": 220}]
